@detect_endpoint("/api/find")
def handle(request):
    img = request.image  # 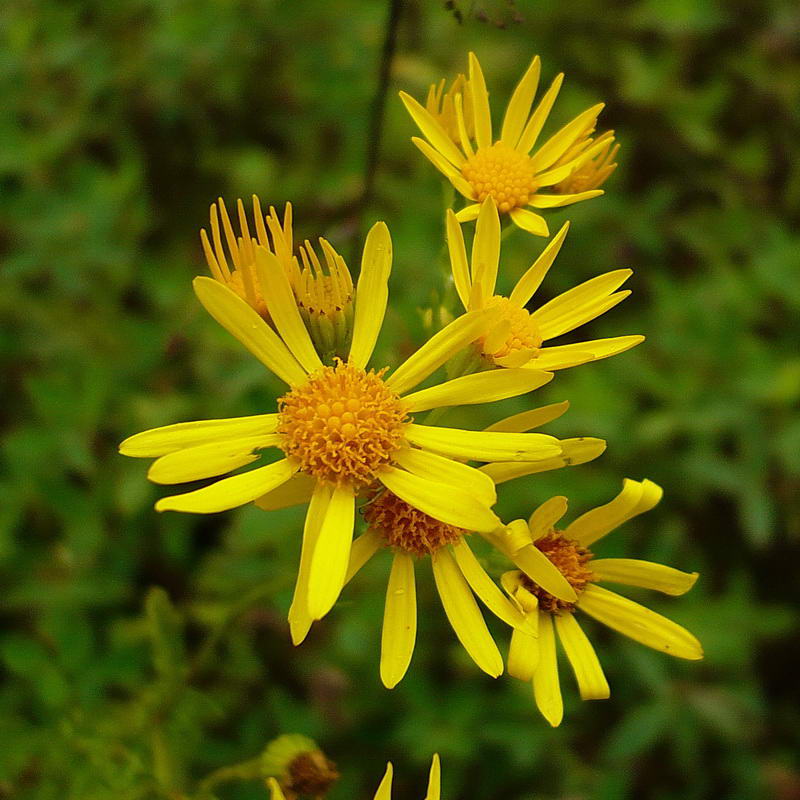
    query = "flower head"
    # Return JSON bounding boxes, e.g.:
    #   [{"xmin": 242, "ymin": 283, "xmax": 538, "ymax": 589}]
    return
[
  {"xmin": 121, "ymin": 222, "xmax": 567, "ymax": 643},
  {"xmin": 446, "ymin": 198, "xmax": 643, "ymax": 372},
  {"xmin": 268, "ymin": 755, "xmax": 442, "ymax": 800},
  {"xmin": 553, "ymin": 129, "xmax": 619, "ymax": 195},
  {"xmin": 500, "ymin": 479, "xmax": 703, "ymax": 726},
  {"xmin": 401, "ymin": 53, "xmax": 611, "ymax": 236},
  {"xmin": 262, "ymin": 734, "xmax": 339, "ymax": 800}
]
